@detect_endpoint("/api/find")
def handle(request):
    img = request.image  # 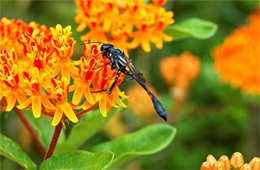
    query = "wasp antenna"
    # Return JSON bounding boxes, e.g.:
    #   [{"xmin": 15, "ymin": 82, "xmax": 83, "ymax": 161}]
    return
[{"xmin": 80, "ymin": 41, "xmax": 103, "ymax": 45}]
